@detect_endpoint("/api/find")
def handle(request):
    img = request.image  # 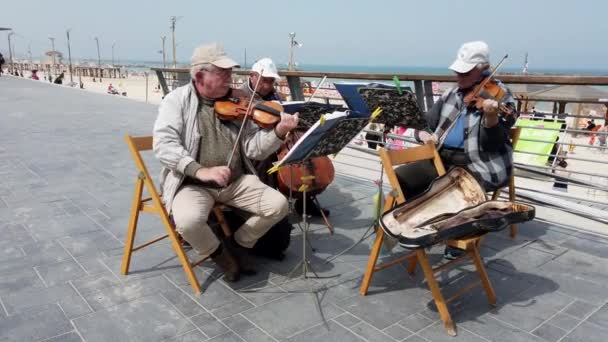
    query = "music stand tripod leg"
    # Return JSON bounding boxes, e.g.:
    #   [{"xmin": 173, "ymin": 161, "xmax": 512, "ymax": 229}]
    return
[{"xmin": 324, "ymin": 158, "xmax": 385, "ymax": 264}]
